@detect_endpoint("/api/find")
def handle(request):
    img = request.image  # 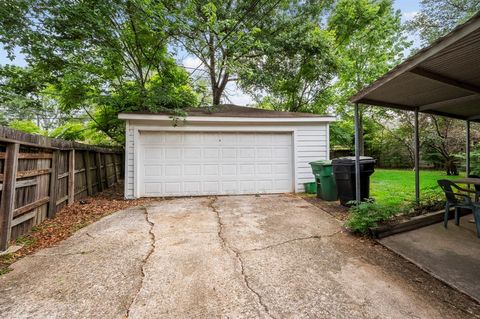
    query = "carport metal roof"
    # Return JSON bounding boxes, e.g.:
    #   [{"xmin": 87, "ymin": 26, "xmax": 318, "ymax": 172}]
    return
[
  {"xmin": 351, "ymin": 12, "xmax": 480, "ymax": 122},
  {"xmin": 349, "ymin": 13, "xmax": 480, "ymax": 203}
]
